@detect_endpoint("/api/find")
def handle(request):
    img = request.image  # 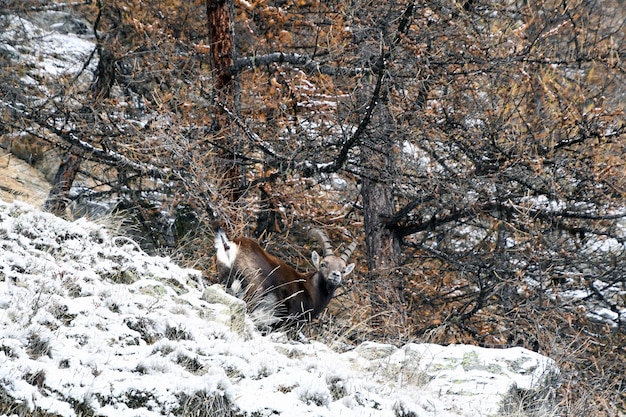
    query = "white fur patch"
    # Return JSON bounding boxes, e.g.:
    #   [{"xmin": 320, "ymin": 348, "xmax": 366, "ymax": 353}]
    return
[
  {"xmin": 215, "ymin": 230, "xmax": 238, "ymax": 268},
  {"xmin": 250, "ymin": 293, "xmax": 281, "ymax": 328},
  {"xmin": 230, "ymin": 279, "xmax": 242, "ymax": 295}
]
